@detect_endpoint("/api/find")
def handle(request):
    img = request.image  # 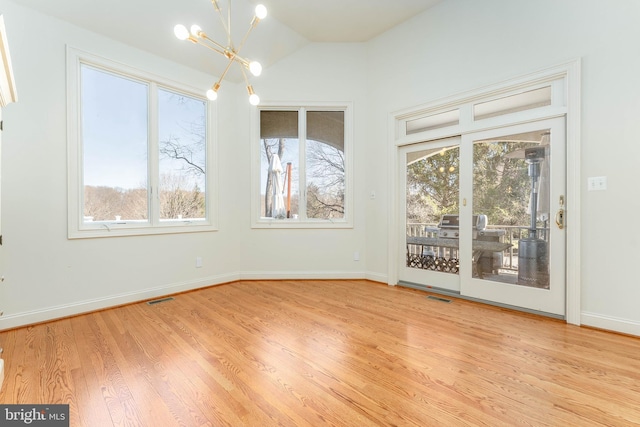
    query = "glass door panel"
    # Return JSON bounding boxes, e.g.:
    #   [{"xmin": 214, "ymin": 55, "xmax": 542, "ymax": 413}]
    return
[
  {"xmin": 459, "ymin": 118, "xmax": 566, "ymax": 315},
  {"xmin": 472, "ymin": 129, "xmax": 550, "ymax": 286},
  {"xmin": 399, "ymin": 137, "xmax": 461, "ymax": 291}
]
